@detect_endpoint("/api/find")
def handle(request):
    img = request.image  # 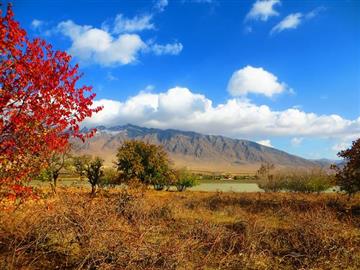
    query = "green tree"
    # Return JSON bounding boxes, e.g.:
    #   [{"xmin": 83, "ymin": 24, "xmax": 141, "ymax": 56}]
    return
[
  {"xmin": 332, "ymin": 138, "xmax": 360, "ymax": 196},
  {"xmin": 116, "ymin": 140, "xmax": 173, "ymax": 188},
  {"xmin": 175, "ymin": 169, "xmax": 199, "ymax": 192}
]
